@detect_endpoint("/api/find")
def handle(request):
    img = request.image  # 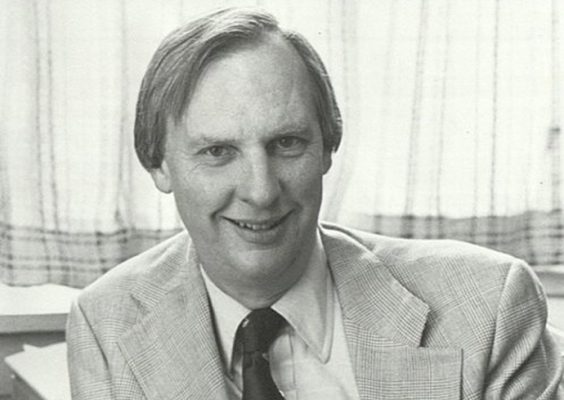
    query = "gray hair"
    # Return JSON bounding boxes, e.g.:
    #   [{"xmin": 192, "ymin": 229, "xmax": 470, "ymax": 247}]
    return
[{"xmin": 134, "ymin": 7, "xmax": 342, "ymax": 170}]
